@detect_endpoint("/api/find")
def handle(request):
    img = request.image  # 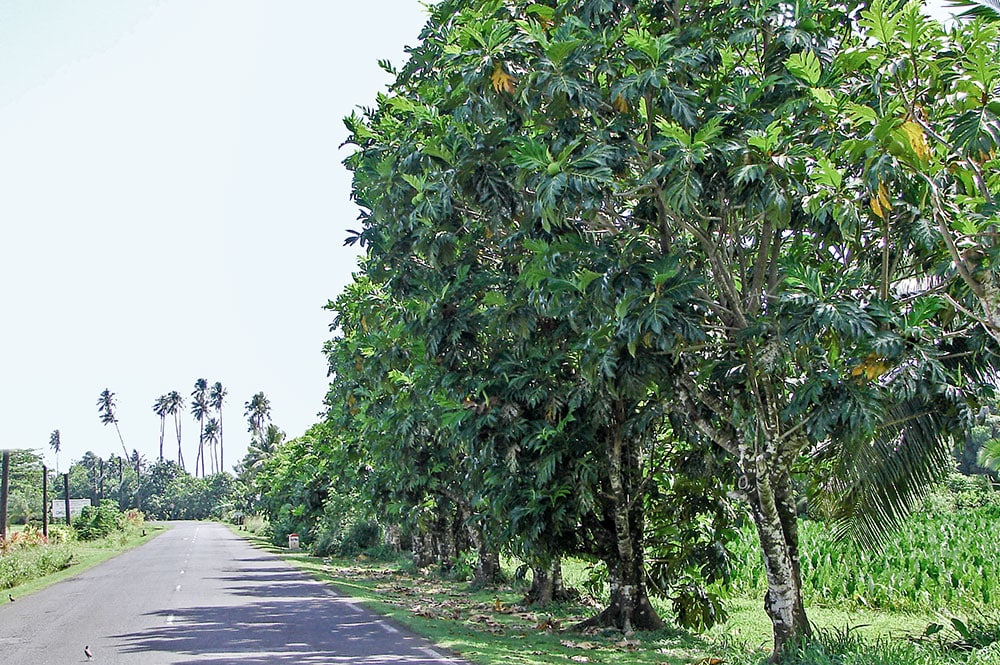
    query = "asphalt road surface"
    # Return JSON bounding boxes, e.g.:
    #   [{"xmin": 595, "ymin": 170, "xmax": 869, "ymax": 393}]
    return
[{"xmin": 0, "ymin": 521, "xmax": 468, "ymax": 664}]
